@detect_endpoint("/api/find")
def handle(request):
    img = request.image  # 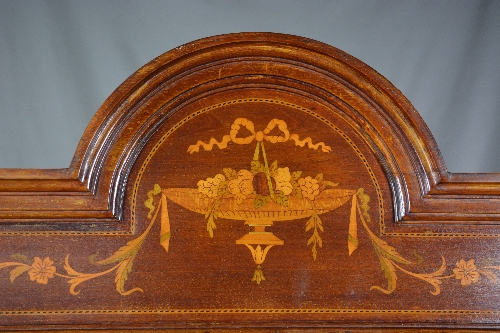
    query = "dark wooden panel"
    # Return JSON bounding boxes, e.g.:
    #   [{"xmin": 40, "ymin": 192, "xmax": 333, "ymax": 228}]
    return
[{"xmin": 0, "ymin": 33, "xmax": 499, "ymax": 331}]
